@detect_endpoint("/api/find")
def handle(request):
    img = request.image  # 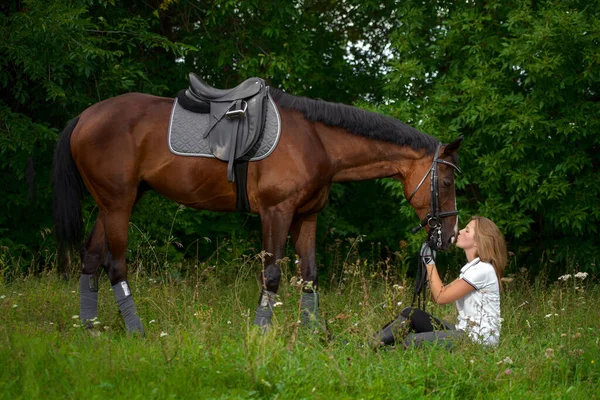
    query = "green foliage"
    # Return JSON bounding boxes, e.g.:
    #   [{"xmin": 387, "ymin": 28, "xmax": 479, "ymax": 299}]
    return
[
  {"xmin": 384, "ymin": 0, "xmax": 600, "ymax": 274},
  {"xmin": 1, "ymin": 0, "xmax": 598, "ymax": 278}
]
